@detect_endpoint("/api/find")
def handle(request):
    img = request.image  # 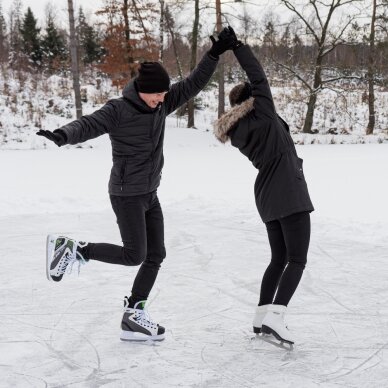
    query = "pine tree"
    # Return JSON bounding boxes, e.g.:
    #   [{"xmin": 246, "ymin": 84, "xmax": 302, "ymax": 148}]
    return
[
  {"xmin": 41, "ymin": 12, "xmax": 67, "ymax": 72},
  {"xmin": 77, "ymin": 7, "xmax": 102, "ymax": 65},
  {"xmin": 20, "ymin": 7, "xmax": 42, "ymax": 65}
]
